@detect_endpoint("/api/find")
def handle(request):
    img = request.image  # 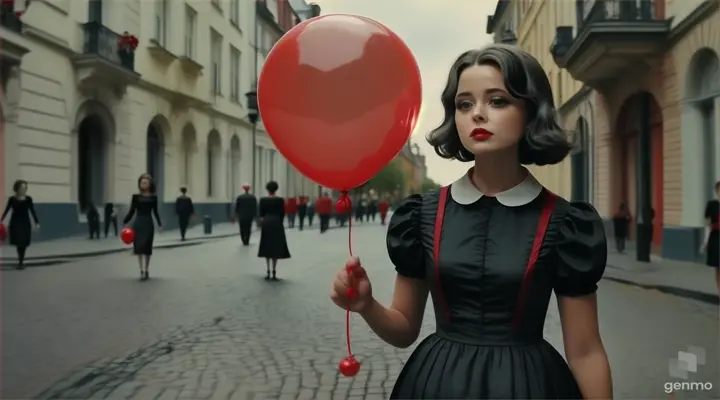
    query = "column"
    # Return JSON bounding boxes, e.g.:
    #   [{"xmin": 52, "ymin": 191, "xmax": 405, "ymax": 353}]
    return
[
  {"xmin": 635, "ymin": 92, "xmax": 653, "ymax": 262},
  {"xmin": 3, "ymin": 66, "xmax": 21, "ymax": 194}
]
